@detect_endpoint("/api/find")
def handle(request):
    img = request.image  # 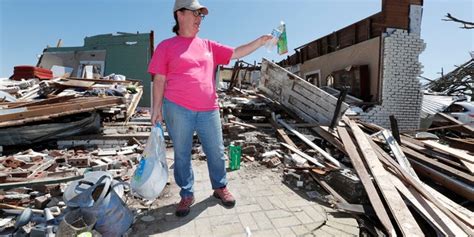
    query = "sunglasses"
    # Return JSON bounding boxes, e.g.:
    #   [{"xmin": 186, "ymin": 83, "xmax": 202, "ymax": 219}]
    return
[
  {"xmin": 190, "ymin": 10, "xmax": 205, "ymax": 19},
  {"xmin": 179, "ymin": 9, "xmax": 205, "ymax": 19}
]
